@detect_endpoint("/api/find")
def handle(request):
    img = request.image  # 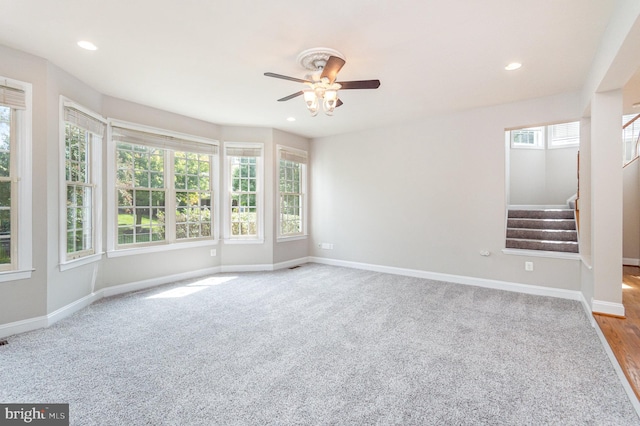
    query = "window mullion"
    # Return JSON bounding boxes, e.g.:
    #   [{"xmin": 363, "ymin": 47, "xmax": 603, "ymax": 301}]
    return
[{"xmin": 165, "ymin": 151, "xmax": 176, "ymax": 243}]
